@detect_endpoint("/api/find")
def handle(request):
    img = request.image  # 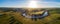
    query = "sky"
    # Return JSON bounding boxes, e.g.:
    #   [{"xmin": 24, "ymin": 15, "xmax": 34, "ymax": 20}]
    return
[{"xmin": 0, "ymin": 0, "xmax": 60, "ymax": 8}]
